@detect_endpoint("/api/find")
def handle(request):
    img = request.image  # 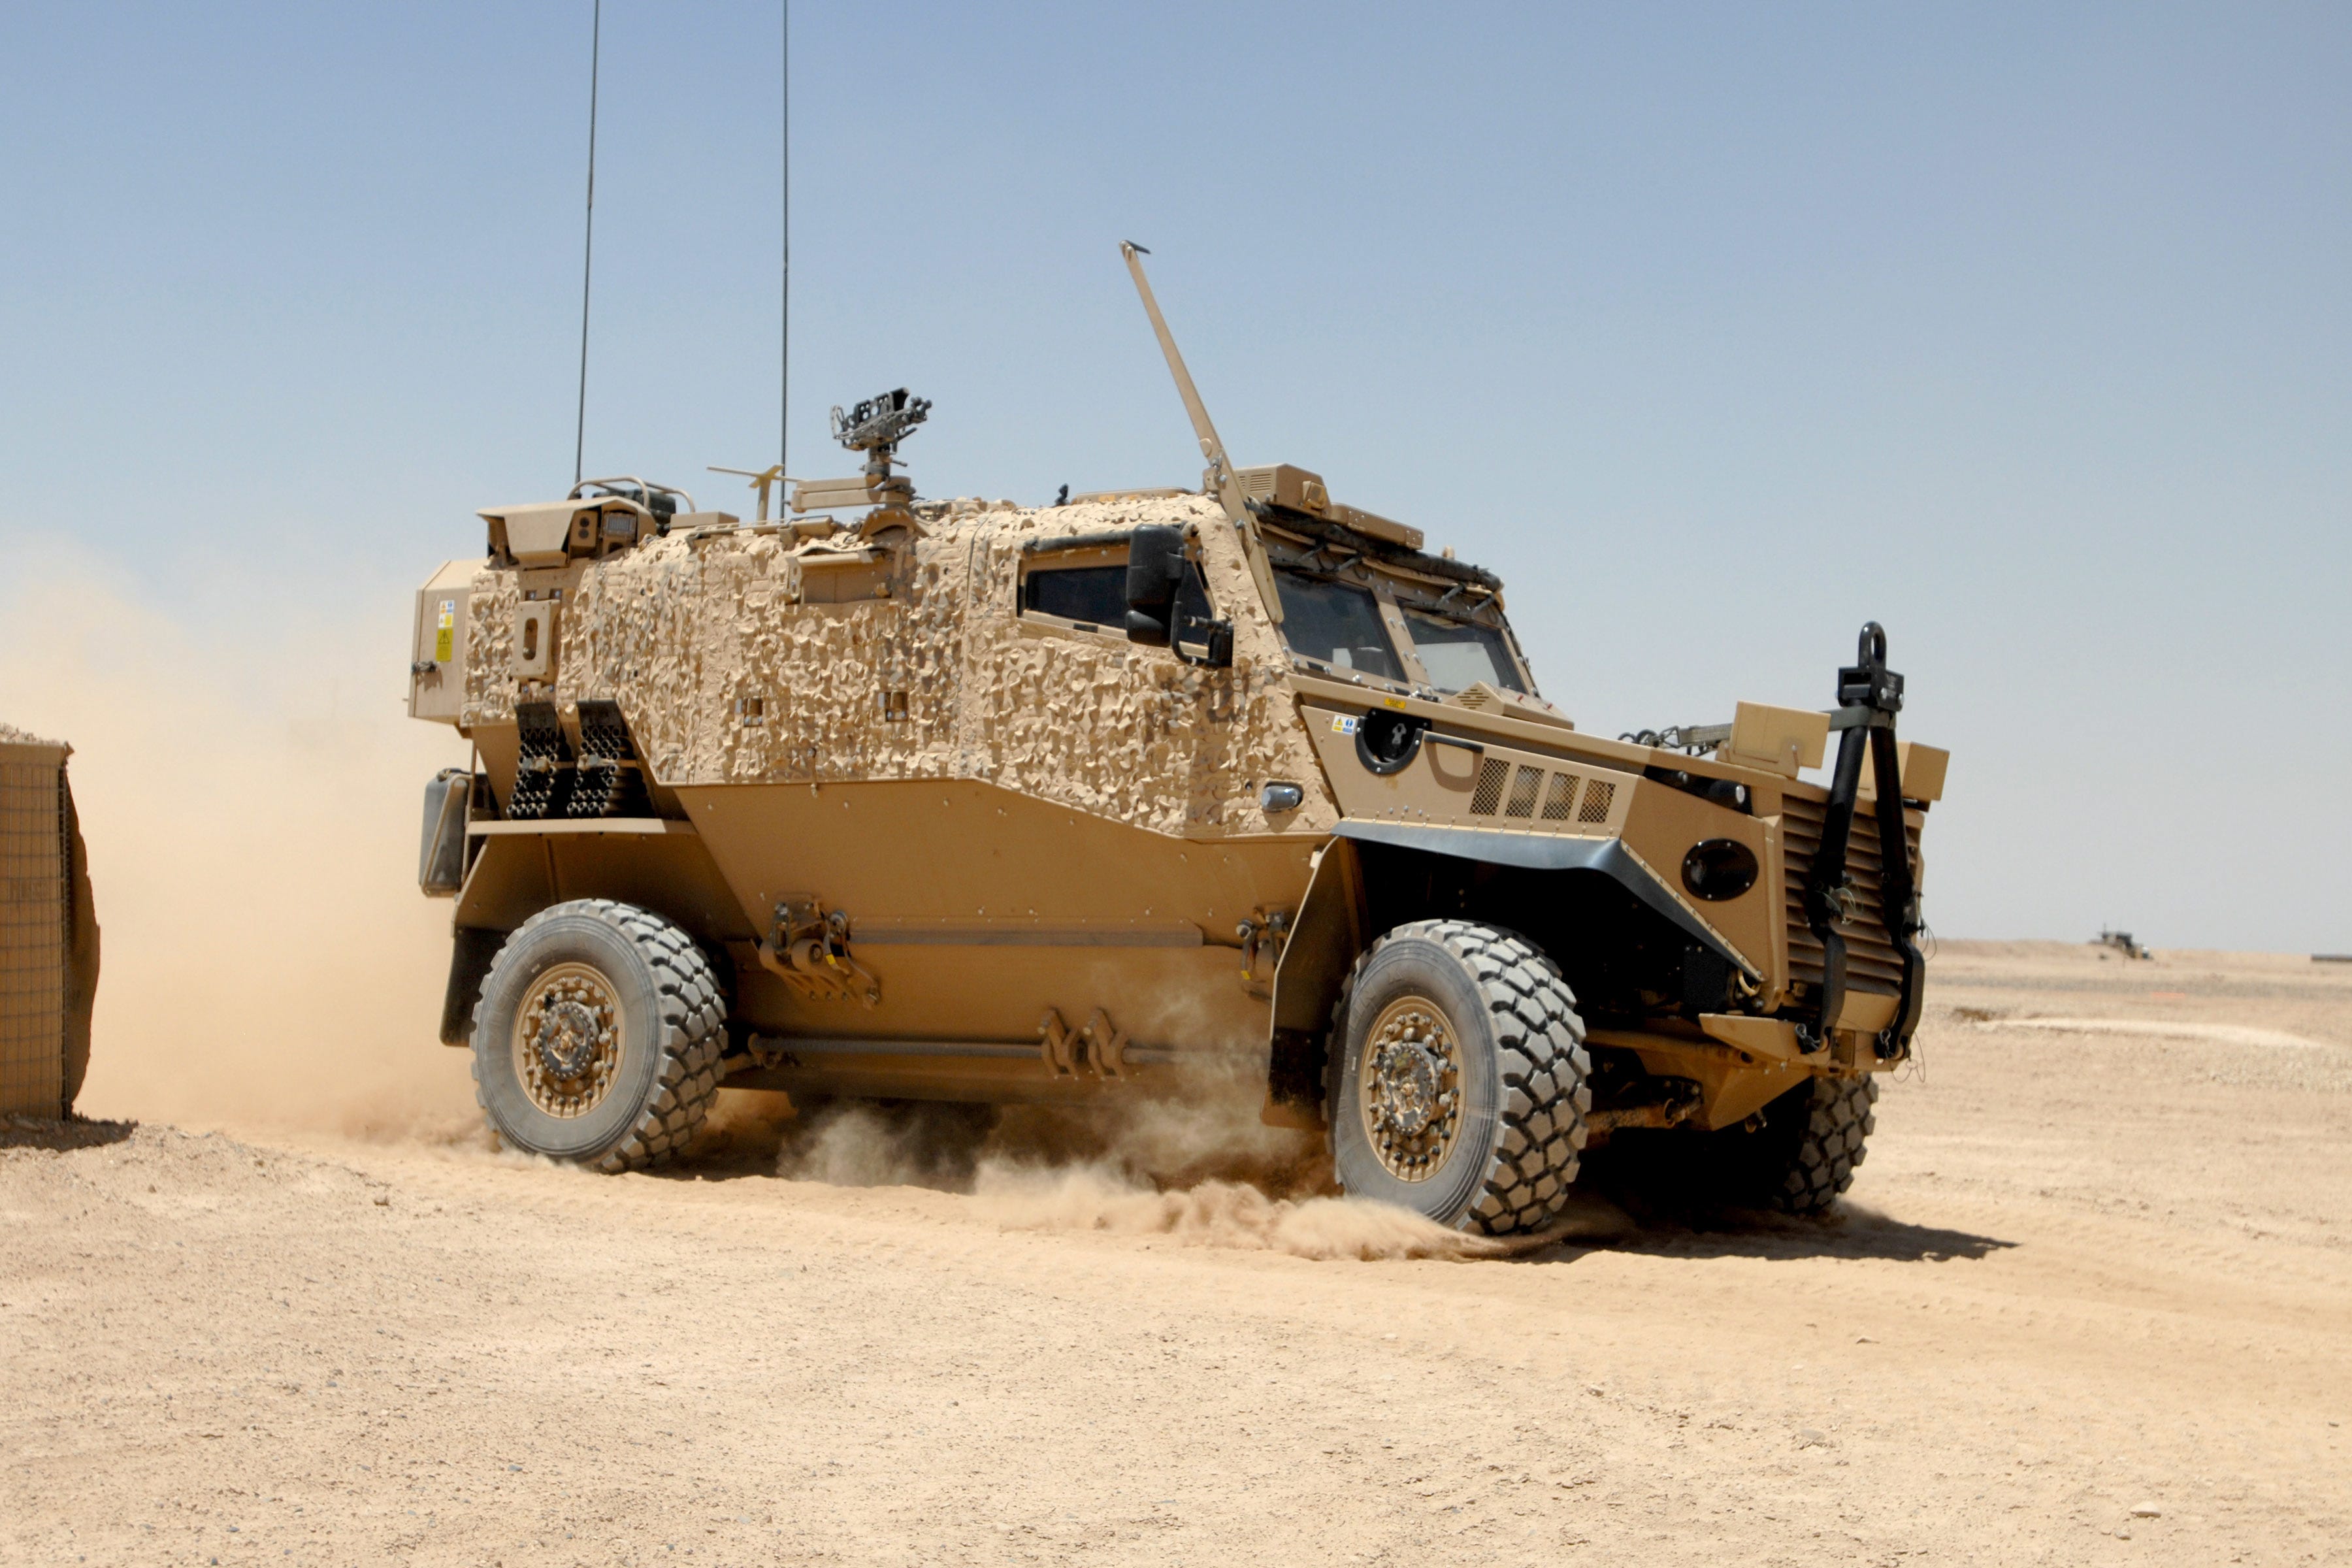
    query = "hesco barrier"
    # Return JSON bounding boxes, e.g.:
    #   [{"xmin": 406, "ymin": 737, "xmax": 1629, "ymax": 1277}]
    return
[{"xmin": 0, "ymin": 725, "xmax": 97, "ymax": 1117}]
